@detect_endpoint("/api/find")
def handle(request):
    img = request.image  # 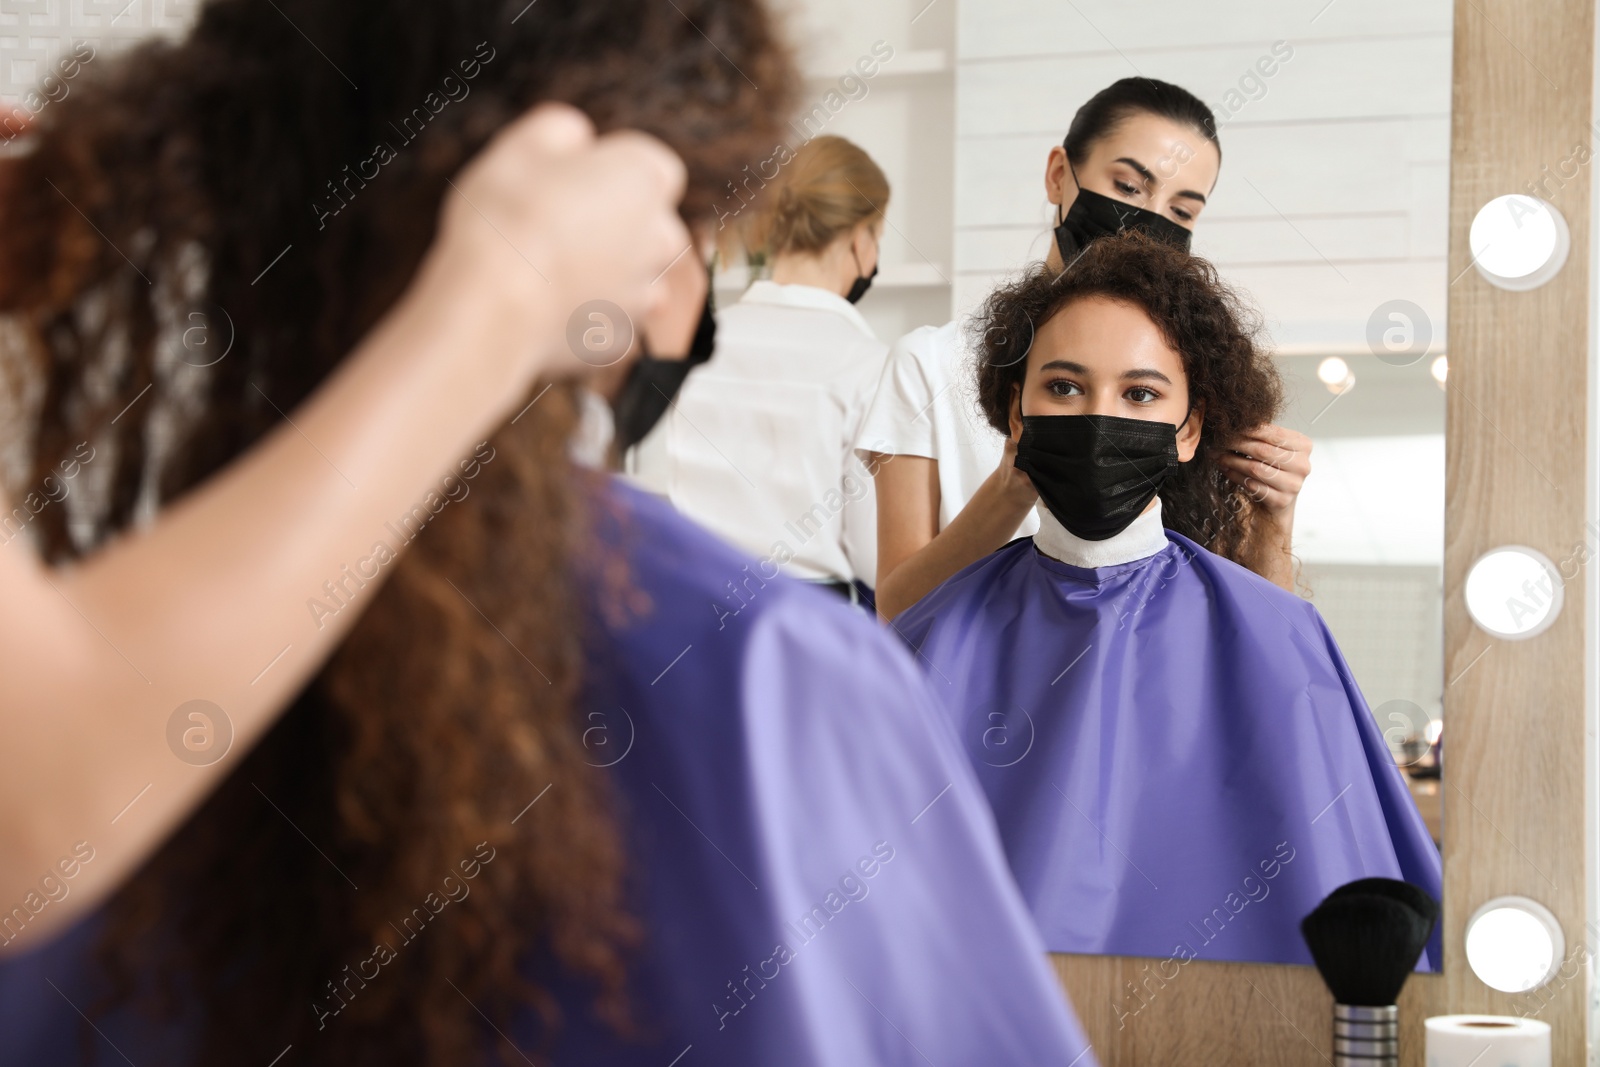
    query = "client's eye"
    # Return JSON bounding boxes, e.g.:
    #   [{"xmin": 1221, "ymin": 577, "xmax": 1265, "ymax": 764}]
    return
[
  {"xmin": 1126, "ymin": 386, "xmax": 1159, "ymax": 403},
  {"xmin": 1047, "ymin": 378, "xmax": 1082, "ymax": 398}
]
